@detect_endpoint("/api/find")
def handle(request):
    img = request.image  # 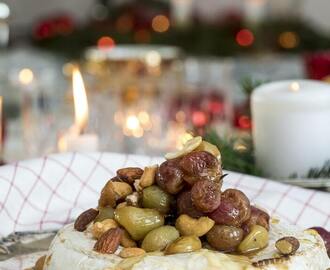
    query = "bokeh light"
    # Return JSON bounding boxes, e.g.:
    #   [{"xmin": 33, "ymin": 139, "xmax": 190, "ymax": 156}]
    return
[
  {"xmin": 18, "ymin": 69, "xmax": 34, "ymax": 85},
  {"xmin": 0, "ymin": 2, "xmax": 10, "ymax": 19},
  {"xmin": 116, "ymin": 14, "xmax": 134, "ymax": 33},
  {"xmin": 236, "ymin": 29, "xmax": 254, "ymax": 47},
  {"xmin": 290, "ymin": 82, "xmax": 300, "ymax": 92},
  {"xmin": 192, "ymin": 111, "xmax": 208, "ymax": 127},
  {"xmin": 238, "ymin": 115, "xmax": 252, "ymax": 129},
  {"xmin": 97, "ymin": 36, "xmax": 115, "ymax": 50},
  {"xmin": 152, "ymin": 15, "xmax": 170, "ymax": 33},
  {"xmin": 145, "ymin": 51, "xmax": 161, "ymax": 67},
  {"xmin": 134, "ymin": 29, "xmax": 151, "ymax": 43},
  {"xmin": 278, "ymin": 31, "xmax": 299, "ymax": 49},
  {"xmin": 126, "ymin": 115, "xmax": 140, "ymax": 130}
]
